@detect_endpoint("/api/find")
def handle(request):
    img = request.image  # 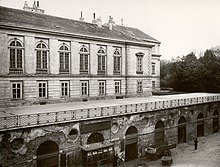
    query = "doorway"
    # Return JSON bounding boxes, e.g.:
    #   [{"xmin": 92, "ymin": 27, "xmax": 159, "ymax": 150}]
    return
[
  {"xmin": 178, "ymin": 116, "xmax": 186, "ymax": 143},
  {"xmin": 197, "ymin": 113, "xmax": 204, "ymax": 137}
]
